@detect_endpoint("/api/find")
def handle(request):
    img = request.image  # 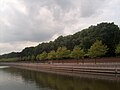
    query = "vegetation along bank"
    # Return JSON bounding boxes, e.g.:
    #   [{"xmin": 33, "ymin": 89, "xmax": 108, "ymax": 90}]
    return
[{"xmin": 0, "ymin": 22, "xmax": 120, "ymax": 62}]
